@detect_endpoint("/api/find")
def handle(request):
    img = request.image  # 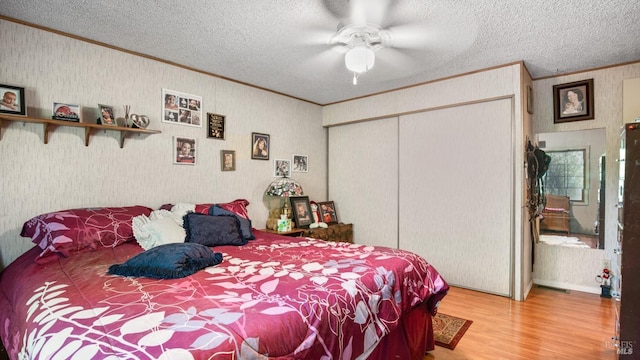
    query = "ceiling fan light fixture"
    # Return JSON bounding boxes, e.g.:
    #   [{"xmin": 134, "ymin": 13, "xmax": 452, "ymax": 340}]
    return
[{"xmin": 345, "ymin": 45, "xmax": 375, "ymax": 74}]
